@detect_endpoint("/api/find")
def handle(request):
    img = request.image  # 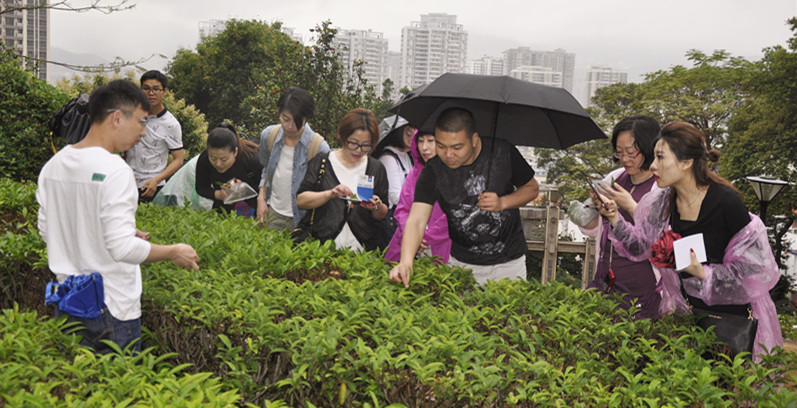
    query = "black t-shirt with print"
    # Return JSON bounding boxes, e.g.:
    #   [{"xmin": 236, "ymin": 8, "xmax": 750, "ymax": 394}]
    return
[{"xmin": 415, "ymin": 138, "xmax": 535, "ymax": 265}]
